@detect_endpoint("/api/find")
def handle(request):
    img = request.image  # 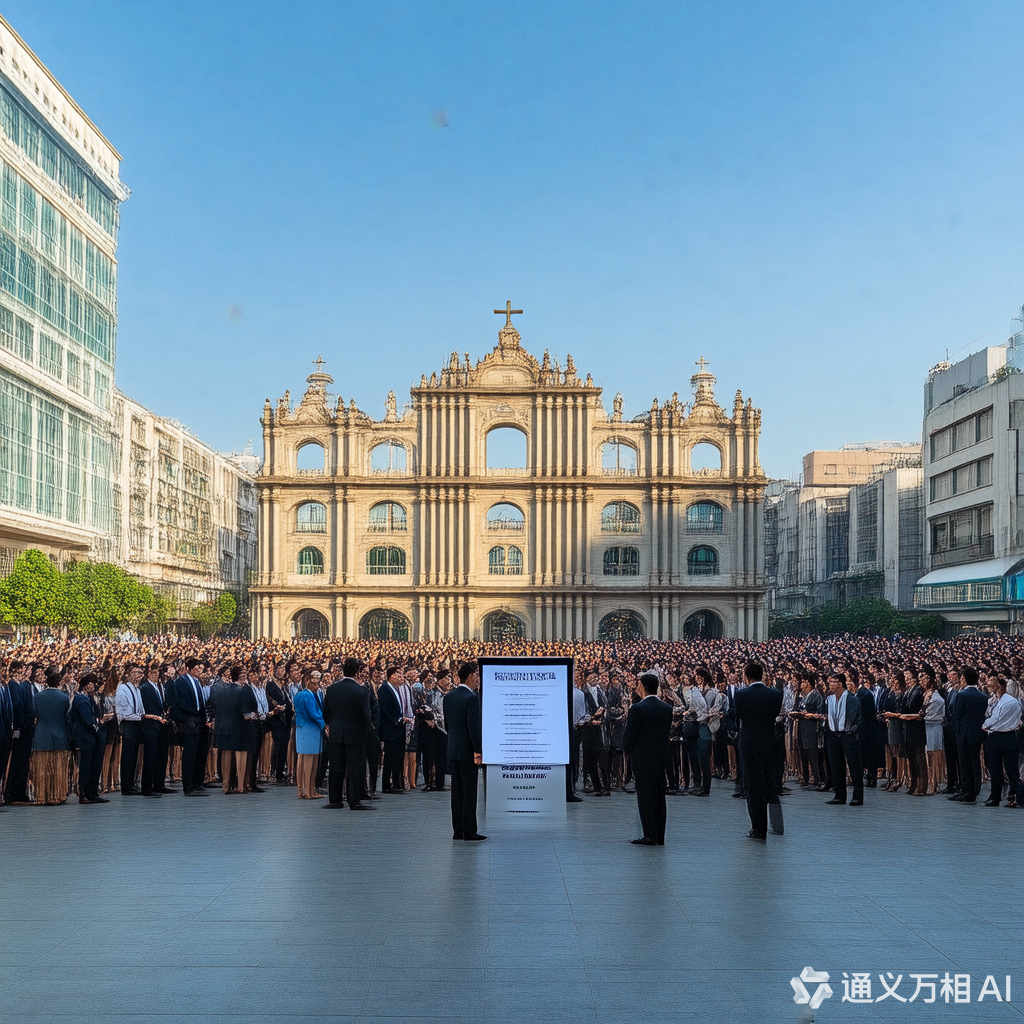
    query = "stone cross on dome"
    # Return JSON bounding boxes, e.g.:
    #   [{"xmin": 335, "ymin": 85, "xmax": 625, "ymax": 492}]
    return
[
  {"xmin": 494, "ymin": 300, "xmax": 524, "ymax": 349},
  {"xmin": 494, "ymin": 300, "xmax": 523, "ymax": 328}
]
